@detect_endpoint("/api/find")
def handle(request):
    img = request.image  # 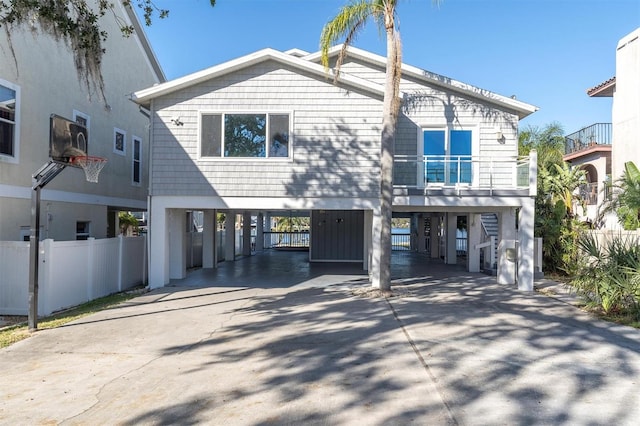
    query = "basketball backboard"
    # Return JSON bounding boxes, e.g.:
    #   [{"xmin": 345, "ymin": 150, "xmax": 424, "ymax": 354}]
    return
[{"xmin": 49, "ymin": 114, "xmax": 88, "ymax": 165}]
